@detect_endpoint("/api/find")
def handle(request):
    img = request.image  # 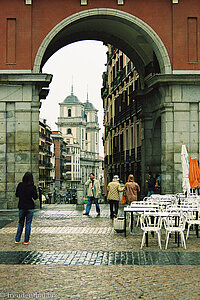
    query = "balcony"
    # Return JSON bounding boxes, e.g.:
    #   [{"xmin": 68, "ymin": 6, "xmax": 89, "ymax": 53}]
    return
[
  {"xmin": 120, "ymin": 151, "xmax": 125, "ymax": 163},
  {"xmin": 46, "ymin": 136, "xmax": 53, "ymax": 143},
  {"xmin": 127, "ymin": 61, "xmax": 132, "ymax": 74},
  {"xmin": 113, "ymin": 152, "xmax": 120, "ymax": 164},
  {"xmin": 131, "ymin": 148, "xmax": 135, "ymax": 162},
  {"xmin": 137, "ymin": 146, "xmax": 141, "ymax": 162},
  {"xmin": 39, "ymin": 175, "xmax": 52, "ymax": 182},
  {"xmin": 44, "ymin": 149, "xmax": 52, "ymax": 156},
  {"xmin": 39, "ymin": 132, "xmax": 46, "ymax": 140},
  {"xmin": 126, "ymin": 150, "xmax": 130, "ymax": 162},
  {"xmin": 66, "ymin": 174, "xmax": 72, "ymax": 180},
  {"xmin": 101, "ymin": 87, "xmax": 108, "ymax": 98},
  {"xmin": 45, "ymin": 162, "xmax": 53, "ymax": 168}
]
